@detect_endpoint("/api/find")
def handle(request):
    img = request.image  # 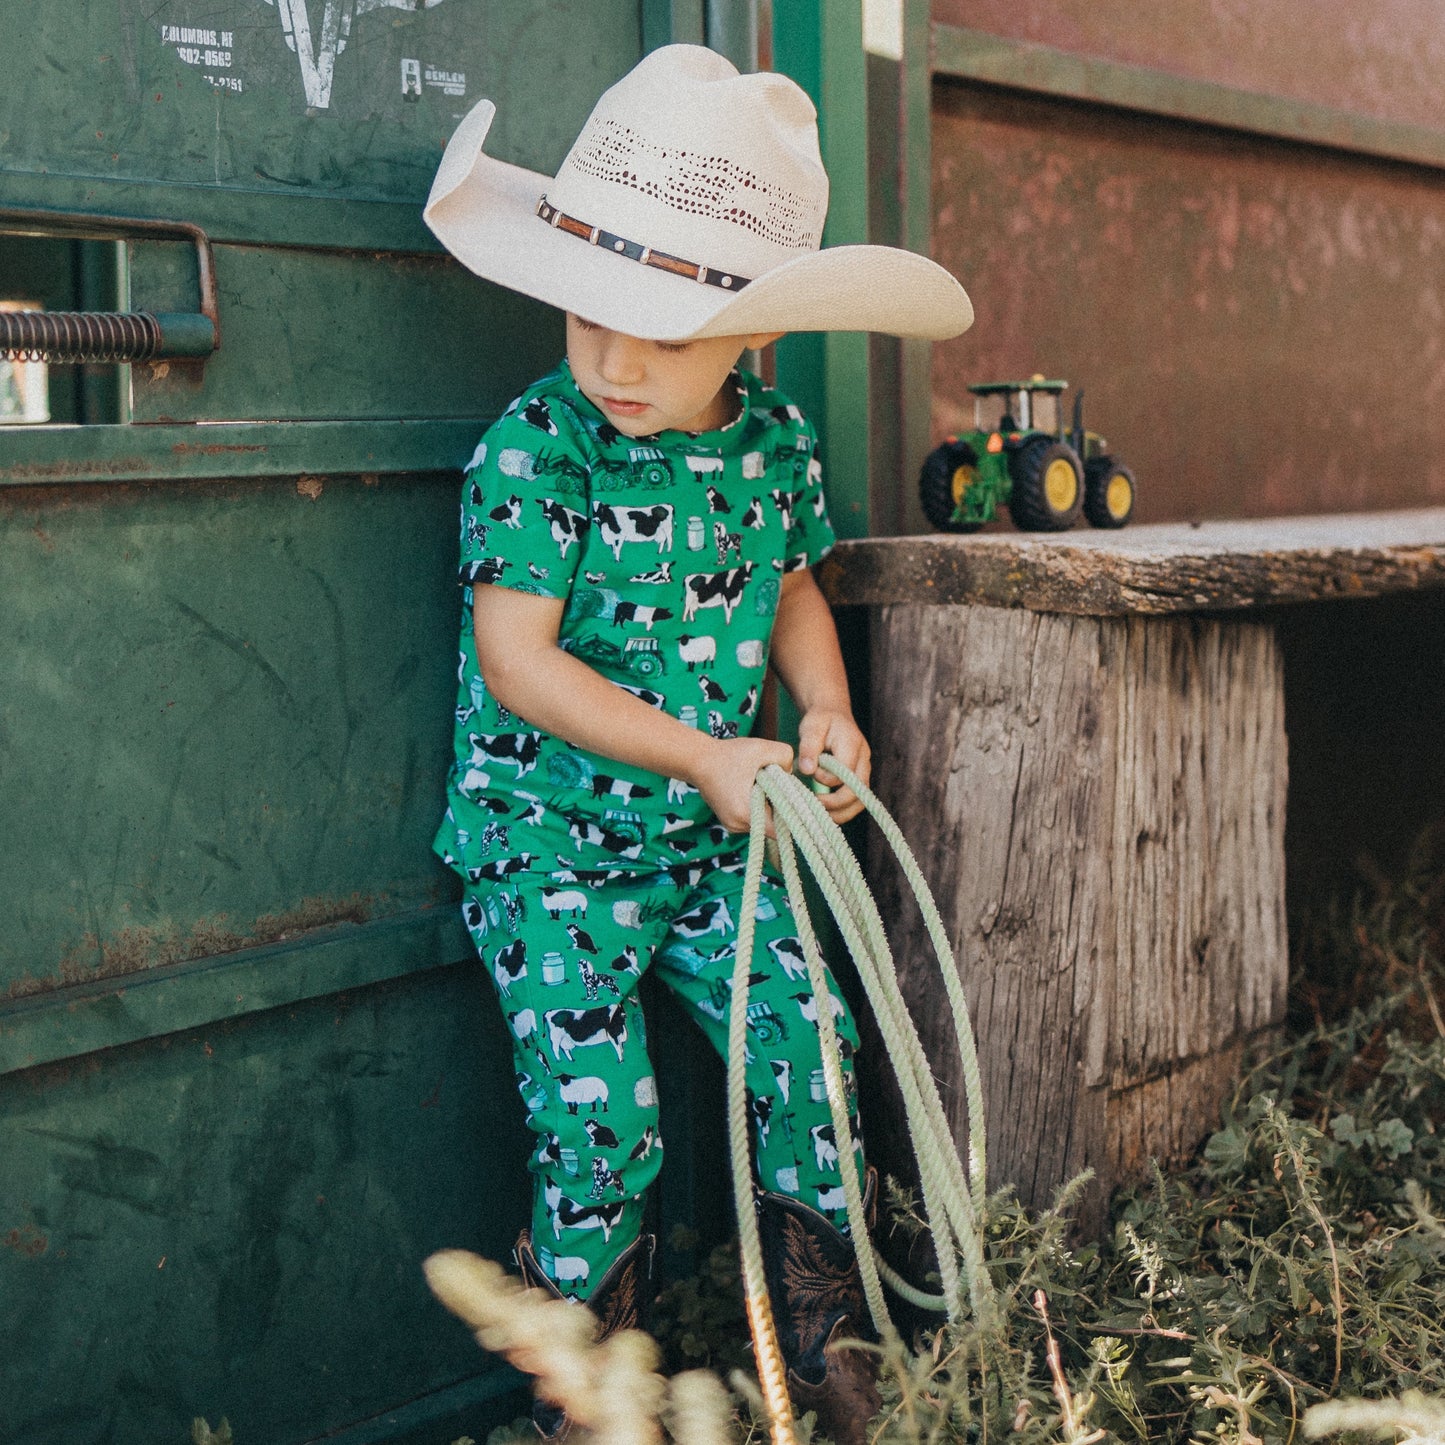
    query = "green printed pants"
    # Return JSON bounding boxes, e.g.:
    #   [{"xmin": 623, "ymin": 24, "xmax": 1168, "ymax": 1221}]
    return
[{"xmin": 463, "ymin": 854, "xmax": 865, "ymax": 1301}]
